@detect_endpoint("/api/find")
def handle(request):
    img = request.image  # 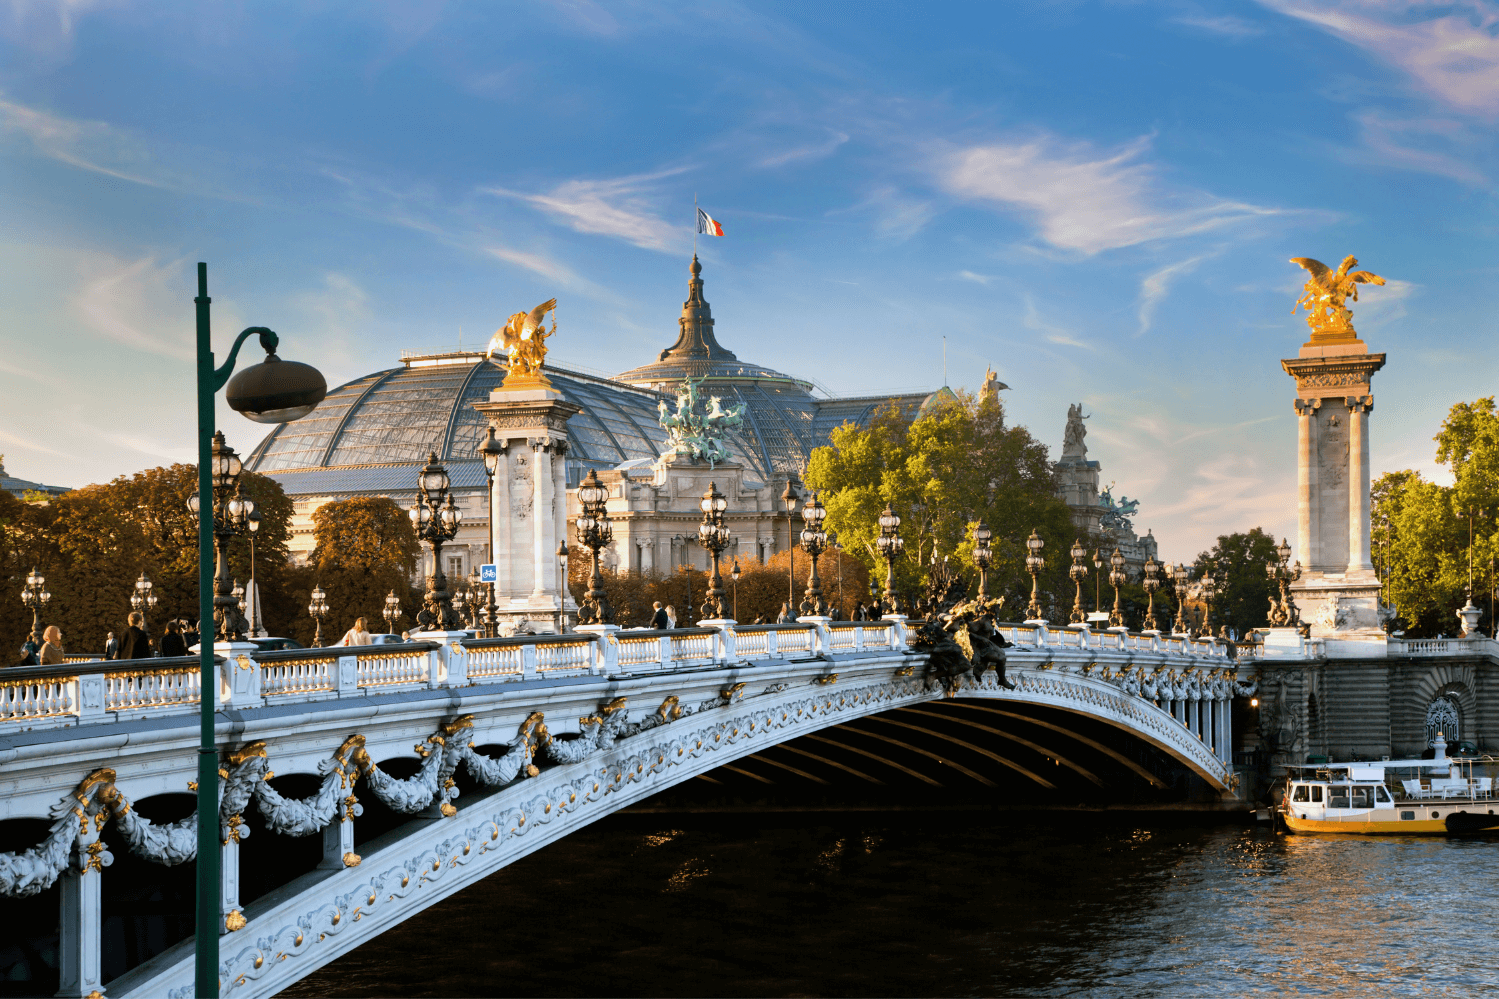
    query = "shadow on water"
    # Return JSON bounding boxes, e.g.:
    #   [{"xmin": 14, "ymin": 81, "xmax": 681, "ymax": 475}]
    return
[{"xmin": 281, "ymin": 797, "xmax": 1499, "ymax": 999}]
